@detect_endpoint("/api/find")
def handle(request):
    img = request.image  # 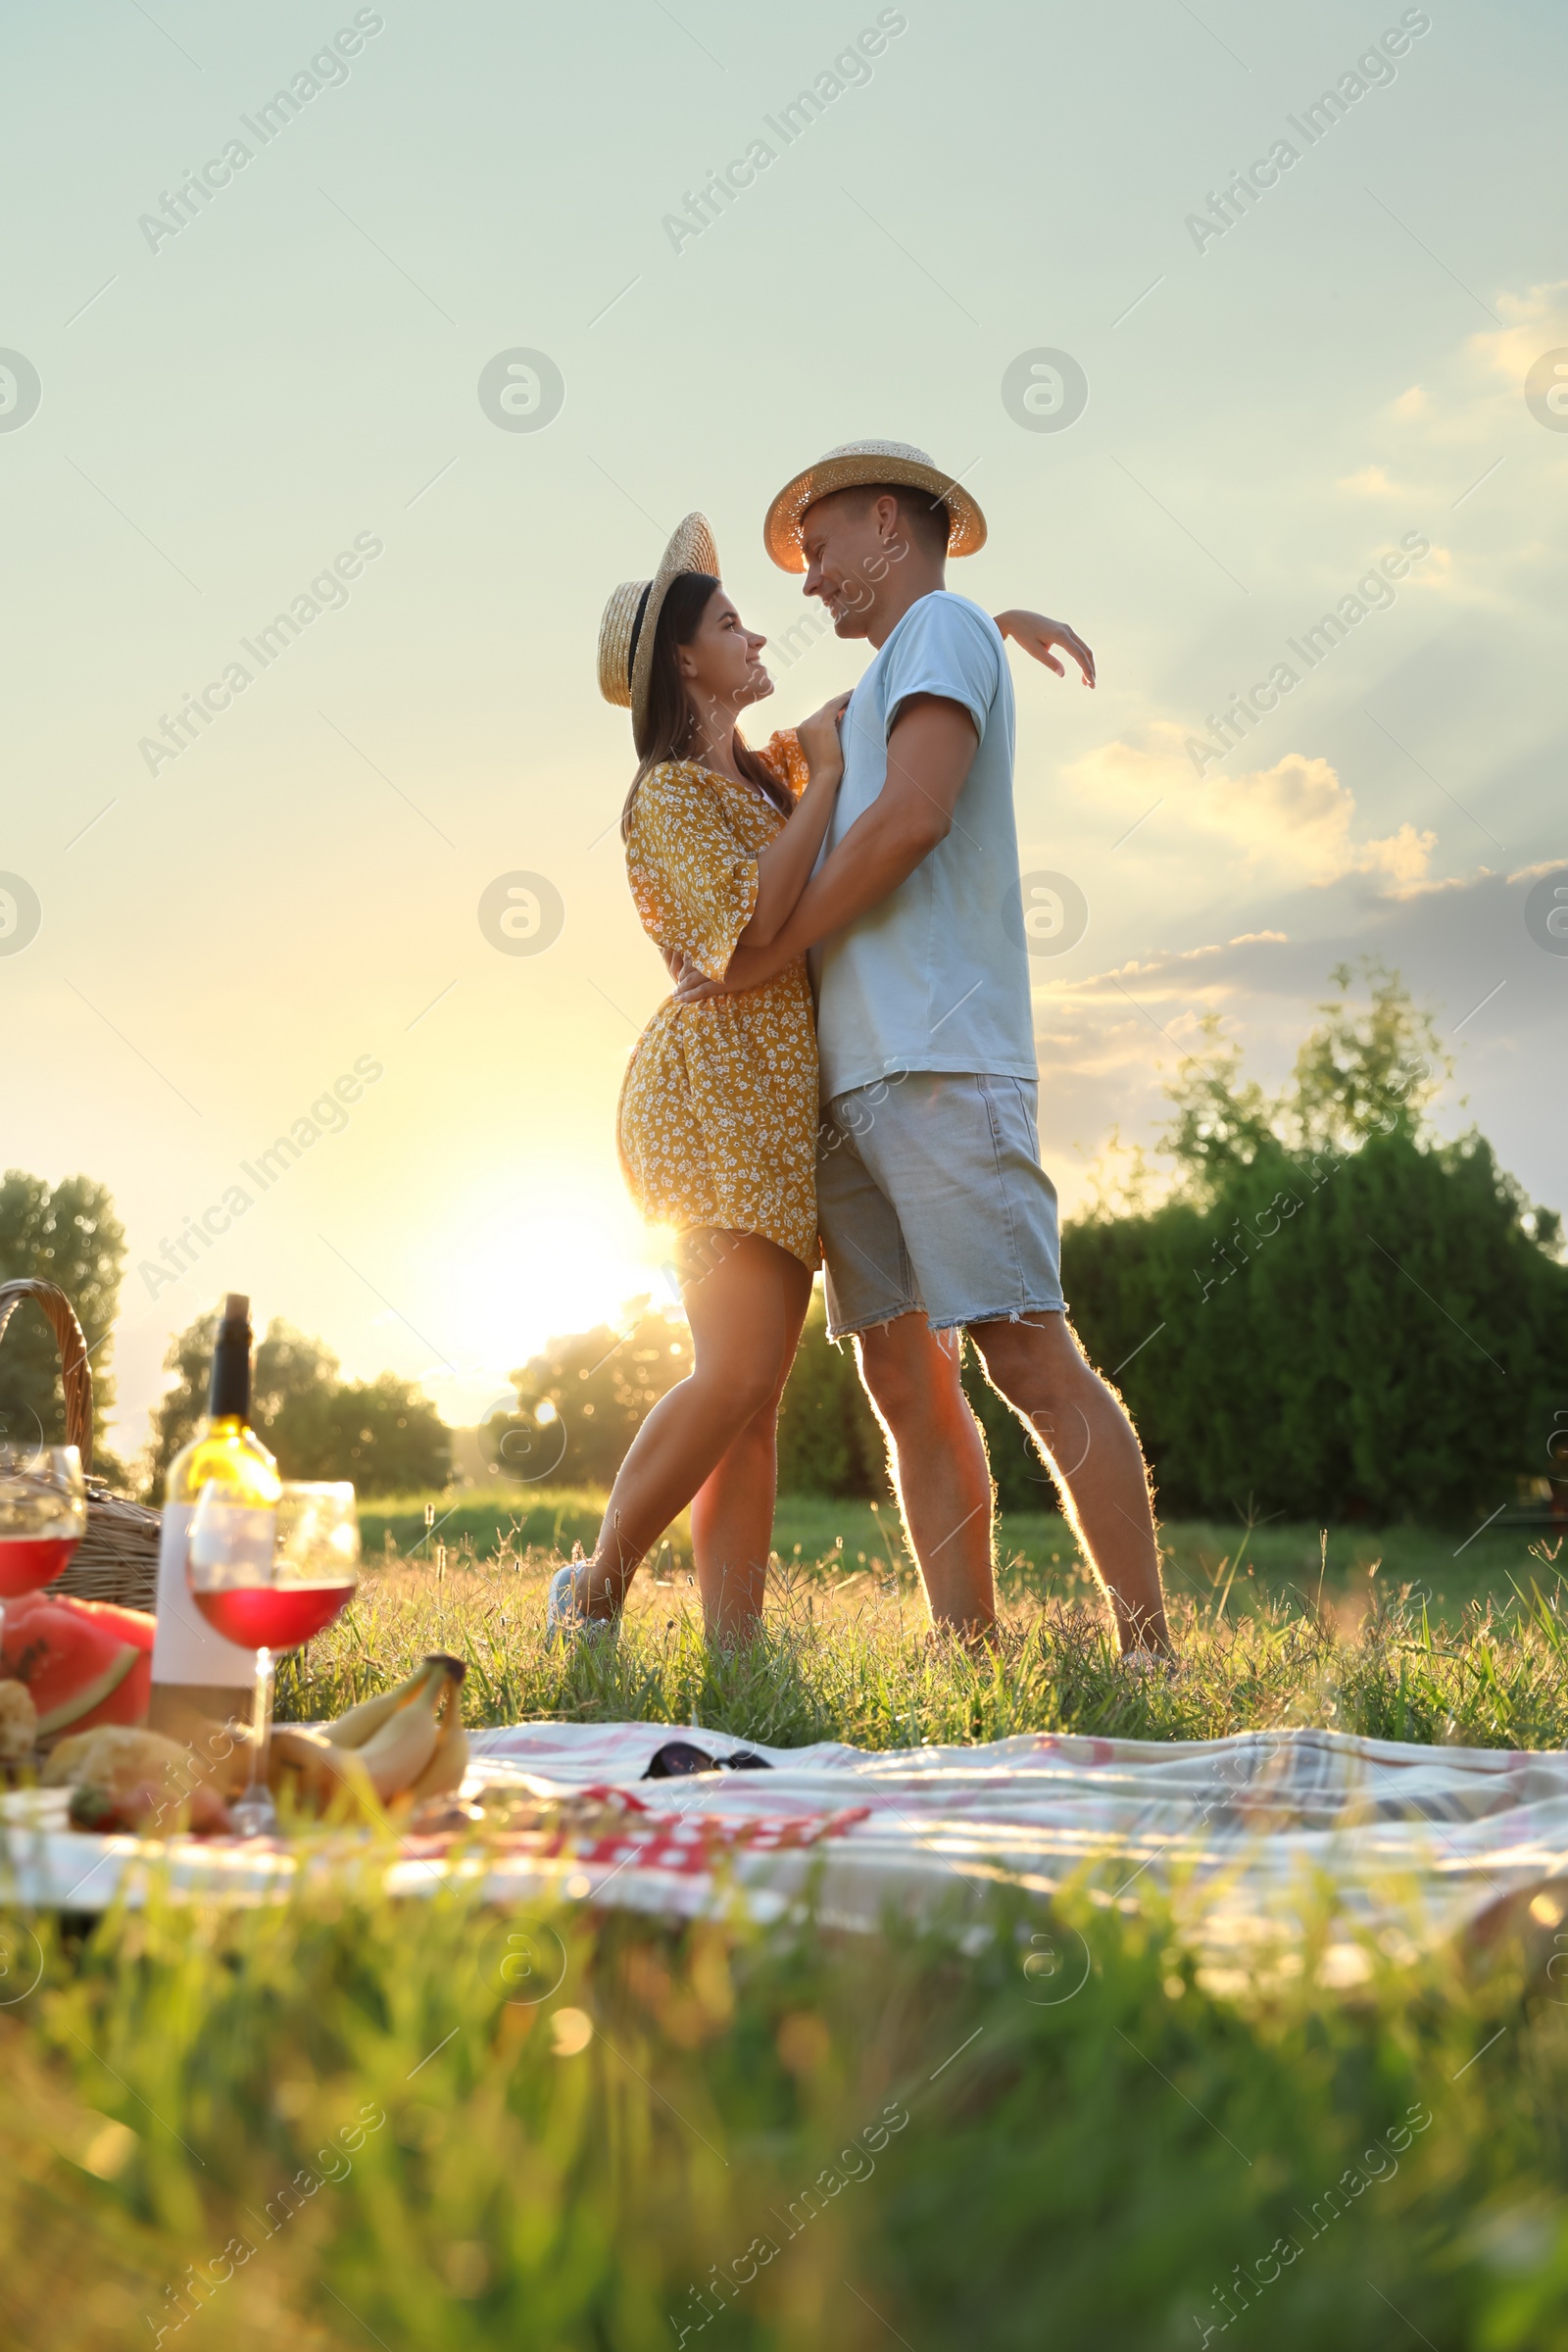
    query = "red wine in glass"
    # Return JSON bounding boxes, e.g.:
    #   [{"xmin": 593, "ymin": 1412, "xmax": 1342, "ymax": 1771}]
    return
[
  {"xmin": 0, "ymin": 1532, "xmax": 81, "ymax": 1597},
  {"xmin": 0, "ymin": 1446, "xmax": 87, "ymax": 1628},
  {"xmin": 193, "ymin": 1581, "xmax": 356, "ymax": 1650},
  {"xmin": 185, "ymin": 1479, "xmax": 361, "ymax": 1836}
]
